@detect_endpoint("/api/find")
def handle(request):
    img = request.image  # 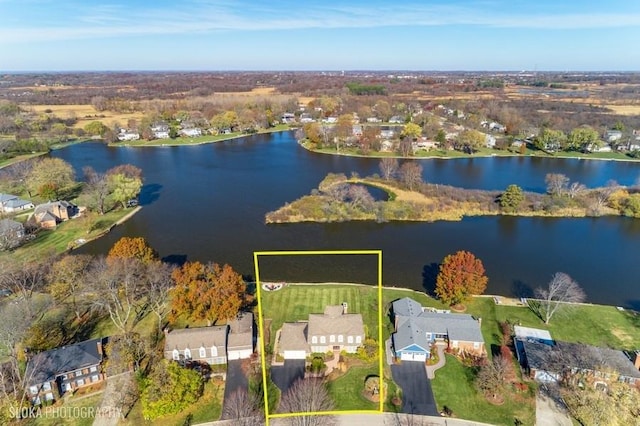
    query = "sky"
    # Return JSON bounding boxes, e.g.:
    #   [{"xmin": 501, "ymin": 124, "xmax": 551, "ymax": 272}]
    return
[{"xmin": 0, "ymin": 0, "xmax": 639, "ymax": 71}]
